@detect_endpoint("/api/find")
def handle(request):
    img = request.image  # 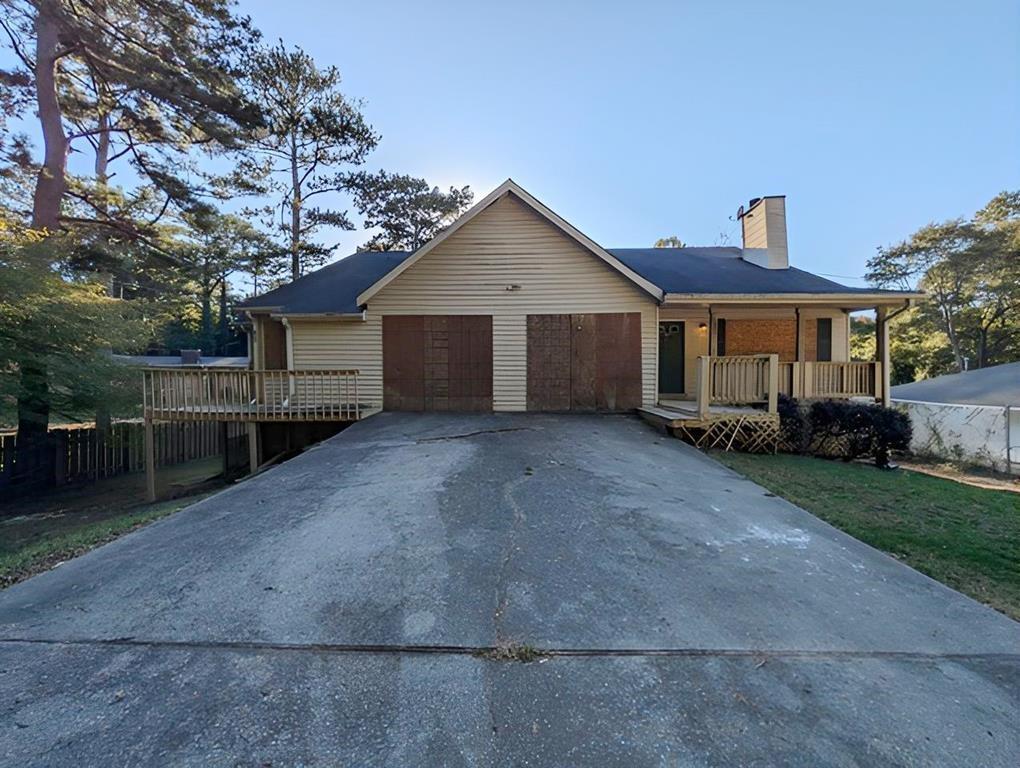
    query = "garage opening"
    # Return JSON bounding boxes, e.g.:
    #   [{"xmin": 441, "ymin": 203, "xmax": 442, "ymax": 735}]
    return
[
  {"xmin": 383, "ymin": 315, "xmax": 493, "ymax": 412},
  {"xmin": 526, "ymin": 312, "xmax": 641, "ymax": 412}
]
